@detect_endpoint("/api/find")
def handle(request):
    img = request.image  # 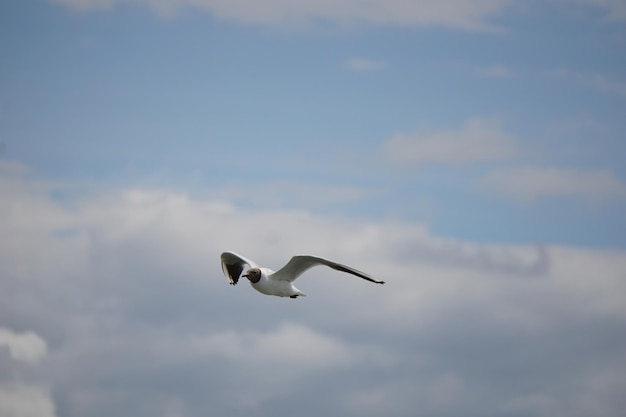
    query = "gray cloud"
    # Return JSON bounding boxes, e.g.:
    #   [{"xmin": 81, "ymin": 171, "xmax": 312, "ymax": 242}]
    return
[
  {"xmin": 0, "ymin": 385, "xmax": 56, "ymax": 417},
  {"xmin": 385, "ymin": 225, "xmax": 550, "ymax": 276},
  {"xmin": 1, "ymin": 163, "xmax": 625, "ymax": 417}
]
